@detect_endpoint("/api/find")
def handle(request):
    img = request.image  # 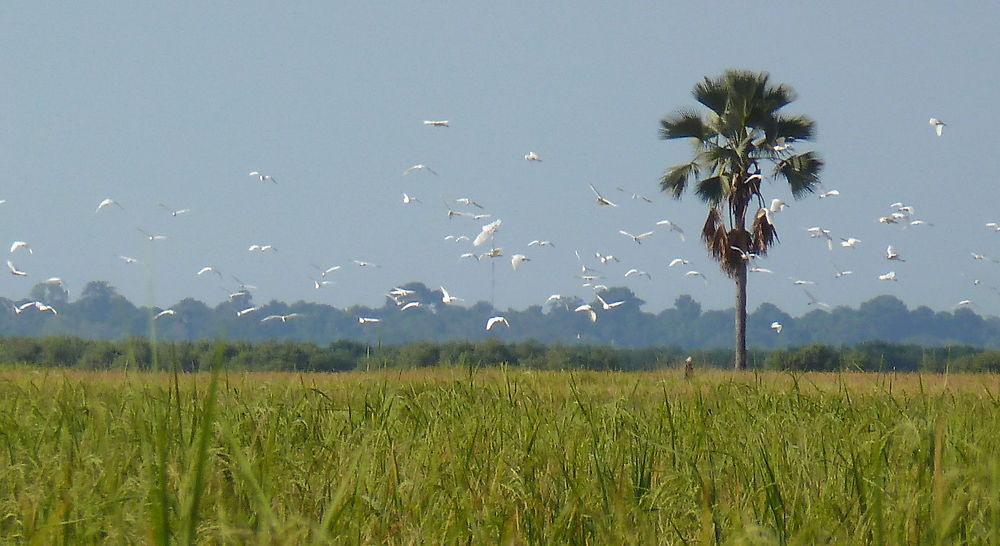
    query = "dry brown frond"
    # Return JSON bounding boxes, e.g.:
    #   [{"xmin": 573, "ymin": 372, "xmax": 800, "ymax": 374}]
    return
[
  {"xmin": 701, "ymin": 208, "xmax": 723, "ymax": 246},
  {"xmin": 751, "ymin": 208, "xmax": 779, "ymax": 255}
]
